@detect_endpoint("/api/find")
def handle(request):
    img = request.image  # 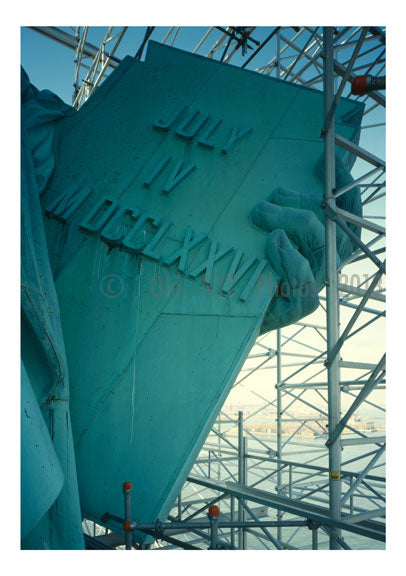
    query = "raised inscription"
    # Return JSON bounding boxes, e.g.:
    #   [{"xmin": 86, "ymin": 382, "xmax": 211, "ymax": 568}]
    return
[{"xmin": 45, "ymin": 187, "xmax": 268, "ymax": 303}]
